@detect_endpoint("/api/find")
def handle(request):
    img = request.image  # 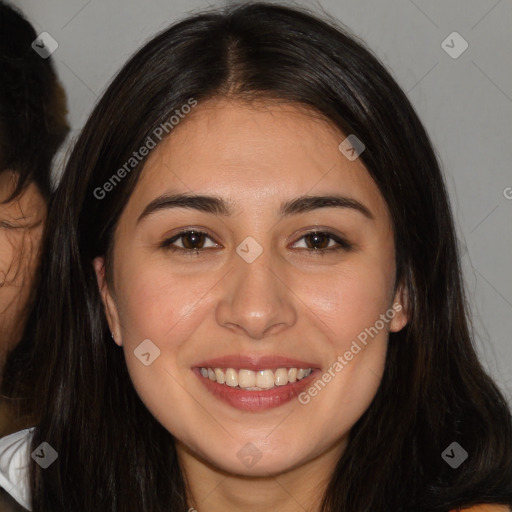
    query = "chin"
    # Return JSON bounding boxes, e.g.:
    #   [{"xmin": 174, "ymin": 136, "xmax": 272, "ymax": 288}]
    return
[{"xmin": 197, "ymin": 441, "xmax": 309, "ymax": 478}]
